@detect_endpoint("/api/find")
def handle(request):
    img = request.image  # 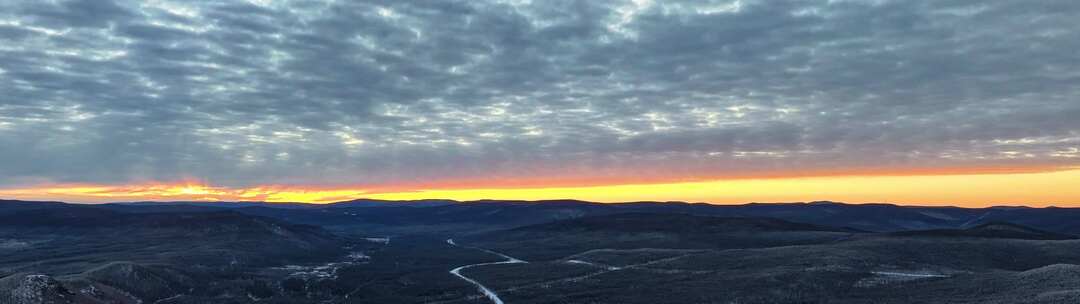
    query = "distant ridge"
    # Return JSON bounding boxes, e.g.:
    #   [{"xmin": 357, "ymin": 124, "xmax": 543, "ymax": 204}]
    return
[
  {"xmin": 329, "ymin": 198, "xmax": 457, "ymax": 208},
  {"xmin": 5, "ymin": 198, "xmax": 1080, "ymax": 236},
  {"xmin": 511, "ymin": 212, "xmax": 861, "ymax": 233},
  {"xmin": 107, "ymin": 198, "xmax": 457, "ymax": 209},
  {"xmin": 6, "ymin": 197, "xmax": 1071, "ymax": 210},
  {"xmin": 891, "ymin": 222, "xmax": 1077, "ymax": 240}
]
